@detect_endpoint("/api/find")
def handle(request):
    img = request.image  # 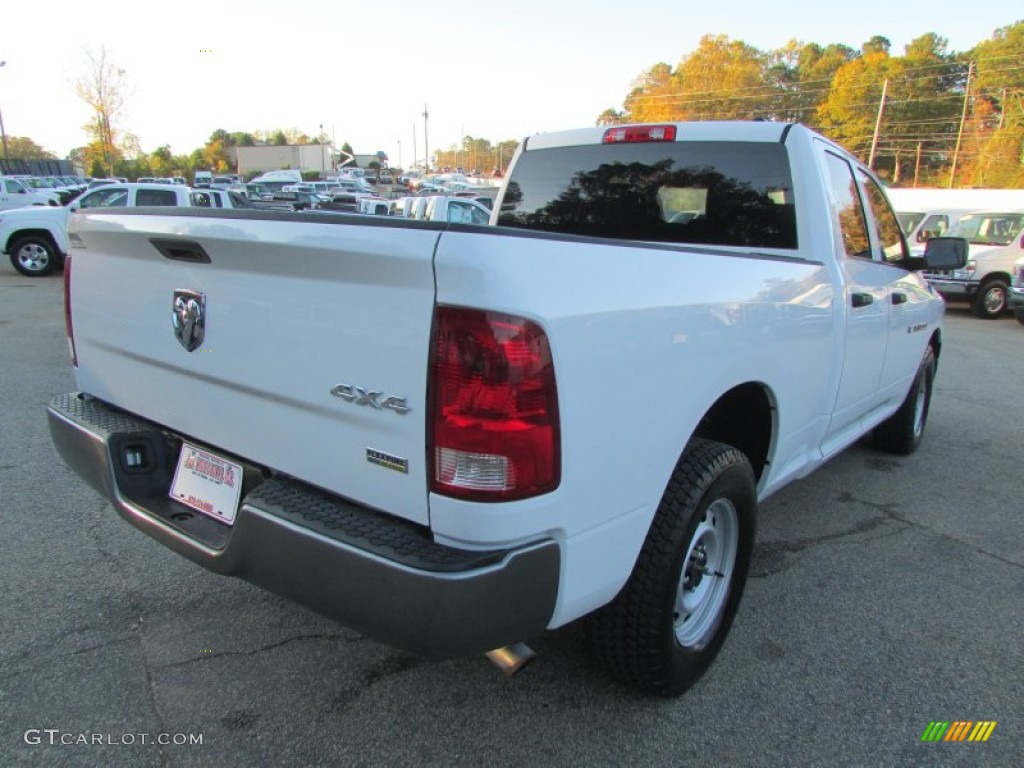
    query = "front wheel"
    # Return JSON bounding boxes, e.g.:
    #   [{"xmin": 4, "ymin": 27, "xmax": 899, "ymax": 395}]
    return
[
  {"xmin": 873, "ymin": 345, "xmax": 936, "ymax": 455},
  {"xmin": 9, "ymin": 236, "xmax": 59, "ymax": 277},
  {"xmin": 588, "ymin": 439, "xmax": 756, "ymax": 697},
  {"xmin": 971, "ymin": 279, "xmax": 1008, "ymax": 319}
]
